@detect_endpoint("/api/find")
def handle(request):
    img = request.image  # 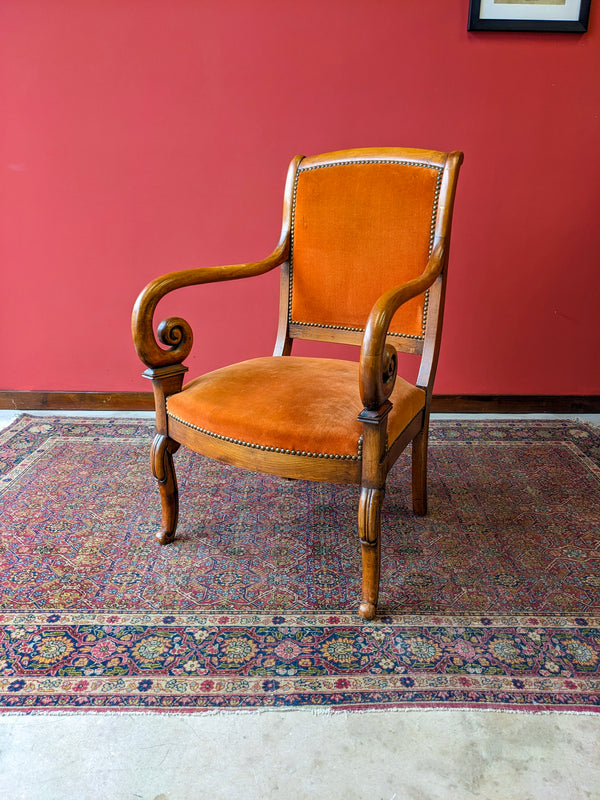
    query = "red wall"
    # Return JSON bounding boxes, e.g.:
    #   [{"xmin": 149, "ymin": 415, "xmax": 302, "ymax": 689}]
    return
[{"xmin": 2, "ymin": 0, "xmax": 599, "ymax": 394}]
